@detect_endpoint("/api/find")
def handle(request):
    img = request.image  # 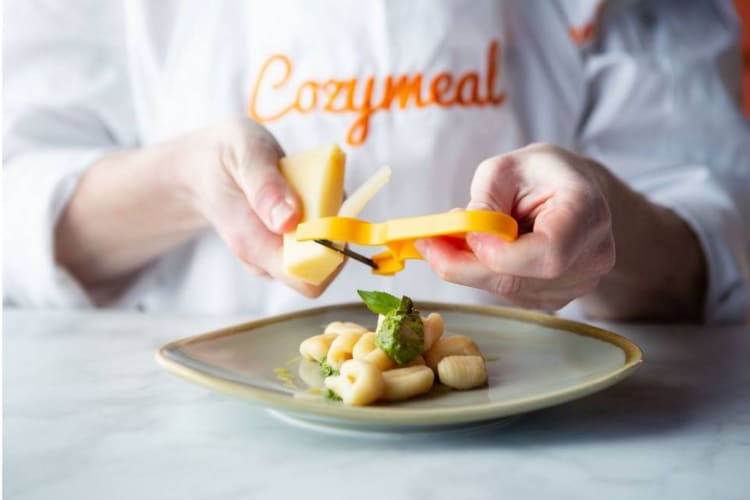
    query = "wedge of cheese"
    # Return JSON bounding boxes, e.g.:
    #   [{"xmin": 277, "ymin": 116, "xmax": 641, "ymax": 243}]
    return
[
  {"xmin": 338, "ymin": 165, "xmax": 391, "ymax": 218},
  {"xmin": 280, "ymin": 144, "xmax": 346, "ymax": 285}
]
